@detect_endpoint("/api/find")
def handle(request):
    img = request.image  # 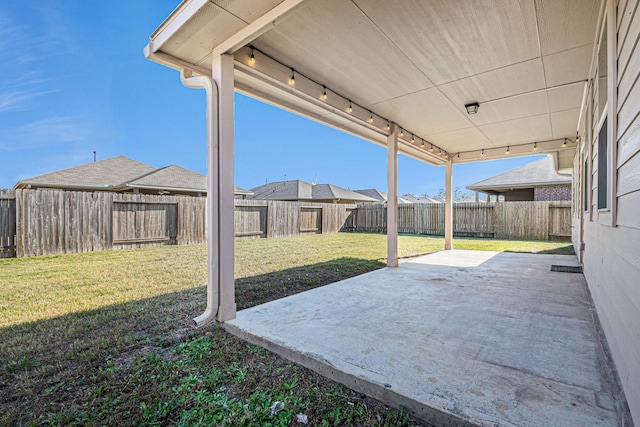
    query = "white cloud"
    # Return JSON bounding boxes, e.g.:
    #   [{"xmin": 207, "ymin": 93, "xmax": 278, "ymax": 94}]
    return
[{"xmin": 0, "ymin": 116, "xmax": 87, "ymax": 151}]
